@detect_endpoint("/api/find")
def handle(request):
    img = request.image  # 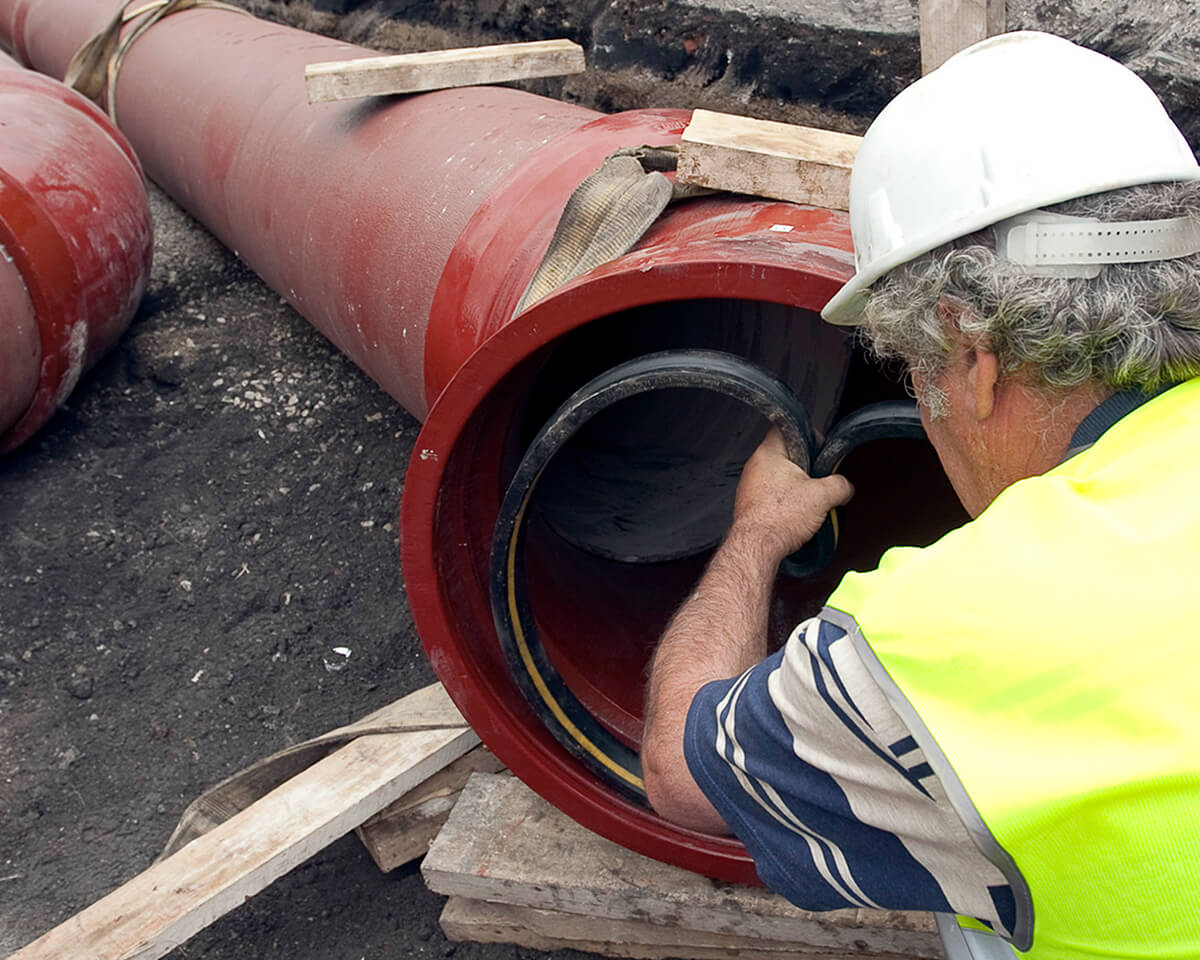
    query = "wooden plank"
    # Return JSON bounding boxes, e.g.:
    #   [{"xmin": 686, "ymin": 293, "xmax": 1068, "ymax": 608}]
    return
[
  {"xmin": 423, "ymin": 773, "xmax": 940, "ymax": 958},
  {"xmin": 359, "ymin": 793, "xmax": 461, "ymax": 872},
  {"xmin": 305, "ymin": 39, "xmax": 586, "ymax": 104},
  {"xmin": 676, "ymin": 109, "xmax": 860, "ymax": 211},
  {"xmin": 442, "ymin": 897, "xmax": 924, "ymax": 960},
  {"xmin": 348, "ymin": 680, "xmax": 470, "ymax": 730},
  {"xmin": 11, "ymin": 684, "xmax": 478, "ymax": 960},
  {"xmin": 356, "ymin": 745, "xmax": 506, "ymax": 871},
  {"xmin": 159, "ymin": 681, "xmax": 477, "ymax": 858},
  {"xmin": 919, "ymin": 0, "xmax": 1005, "ymax": 74}
]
